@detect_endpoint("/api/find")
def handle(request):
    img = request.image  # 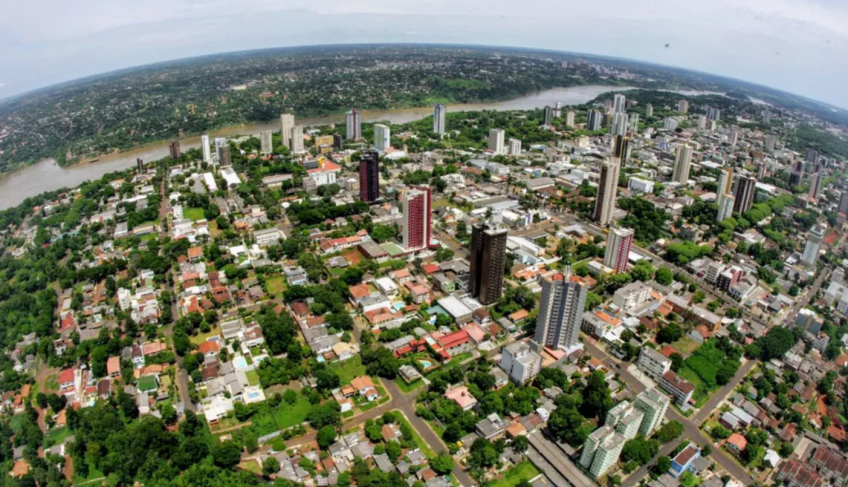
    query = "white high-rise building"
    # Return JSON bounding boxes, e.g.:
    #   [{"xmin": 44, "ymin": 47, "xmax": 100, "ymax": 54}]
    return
[
  {"xmin": 374, "ymin": 124, "xmax": 390, "ymax": 152},
  {"xmin": 345, "ymin": 109, "xmax": 361, "ymax": 140},
  {"xmin": 433, "ymin": 104, "xmax": 446, "ymax": 136},
  {"xmin": 672, "ymin": 144, "xmax": 693, "ymax": 183},
  {"xmin": 280, "ymin": 114, "xmax": 295, "ymax": 148},
  {"xmin": 802, "ymin": 224, "xmax": 825, "ymax": 266},
  {"xmin": 718, "ymin": 168, "xmax": 733, "ymax": 198},
  {"xmin": 611, "ymin": 113, "xmax": 629, "ymax": 136},
  {"xmin": 645, "ymin": 104, "xmax": 654, "ymax": 118},
  {"xmin": 696, "ymin": 116, "xmax": 707, "ymax": 130},
  {"xmin": 565, "ymin": 111, "xmax": 576, "ymax": 128},
  {"xmin": 580, "ymin": 426, "xmax": 625, "ymax": 479},
  {"xmin": 488, "ymin": 129, "xmax": 505, "ymax": 155},
  {"xmin": 729, "ymin": 129, "xmax": 739, "ymax": 146},
  {"xmin": 604, "ymin": 227, "xmax": 634, "ymax": 274},
  {"xmin": 290, "ymin": 126, "xmax": 304, "ymax": 153},
  {"xmin": 201, "ymin": 133, "xmax": 211, "ymax": 164},
  {"xmin": 677, "ymin": 100, "xmax": 689, "ymax": 113},
  {"xmin": 508, "ymin": 138, "xmax": 522, "ymax": 156},
  {"xmin": 587, "ymin": 110, "xmax": 602, "ymax": 131},
  {"xmin": 594, "ymin": 158, "xmax": 620, "ymax": 226},
  {"xmin": 535, "ymin": 272, "xmax": 587, "ymax": 354},
  {"xmin": 613, "ymin": 94, "xmax": 626, "ymax": 113},
  {"xmin": 260, "ymin": 130, "xmax": 273, "ymax": 155},
  {"xmin": 628, "ymin": 113, "xmax": 640, "ymax": 133},
  {"xmin": 717, "ymin": 195, "xmax": 735, "ymax": 222},
  {"xmin": 706, "ymin": 106, "xmax": 721, "ymax": 121},
  {"xmin": 764, "ymin": 134, "xmax": 777, "ymax": 152},
  {"xmin": 634, "ymin": 389, "xmax": 670, "ymax": 436},
  {"xmin": 663, "ymin": 117, "xmax": 679, "ymax": 131},
  {"xmin": 606, "ymin": 401, "xmax": 645, "ymax": 440},
  {"xmin": 499, "ymin": 341, "xmax": 542, "ymax": 385}
]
